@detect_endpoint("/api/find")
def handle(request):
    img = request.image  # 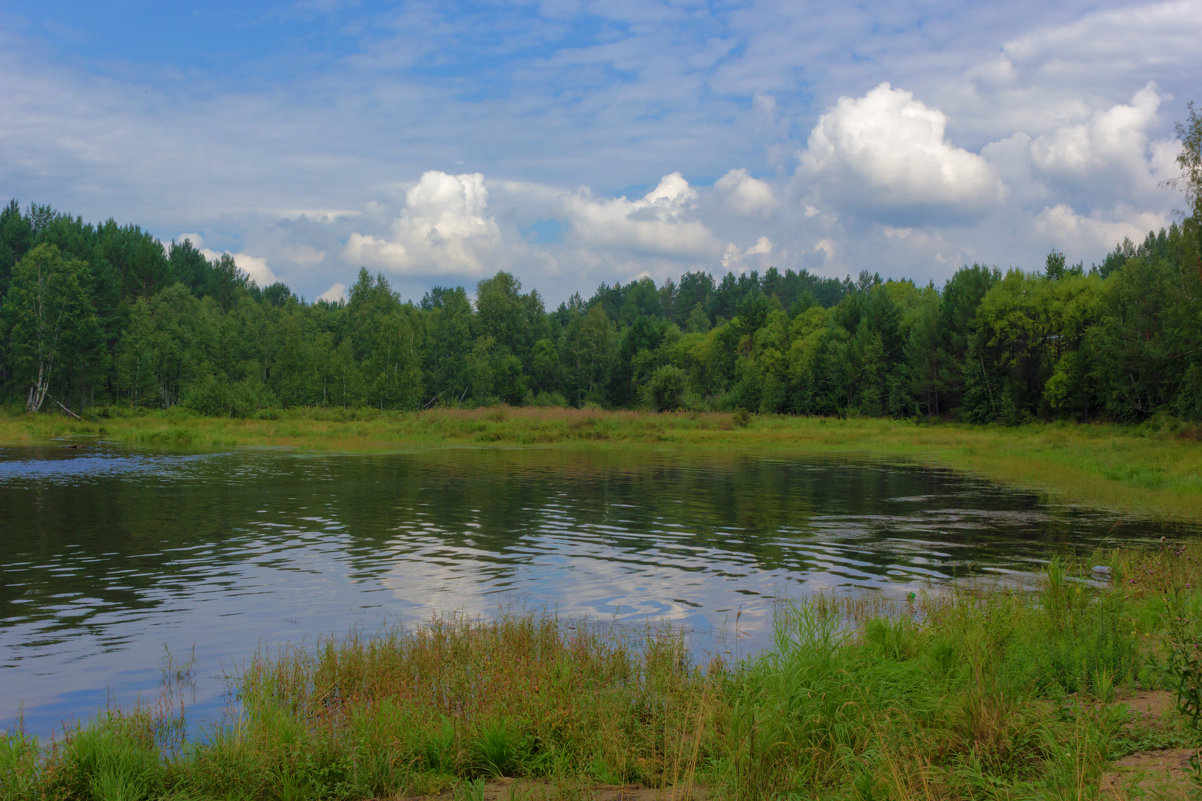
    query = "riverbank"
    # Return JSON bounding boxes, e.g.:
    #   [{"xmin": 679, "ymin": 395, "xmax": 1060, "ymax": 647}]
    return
[
  {"xmin": 3, "ymin": 546, "xmax": 1201, "ymax": 800},
  {"xmin": 2, "ymin": 407, "xmax": 1200, "ymax": 521}
]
